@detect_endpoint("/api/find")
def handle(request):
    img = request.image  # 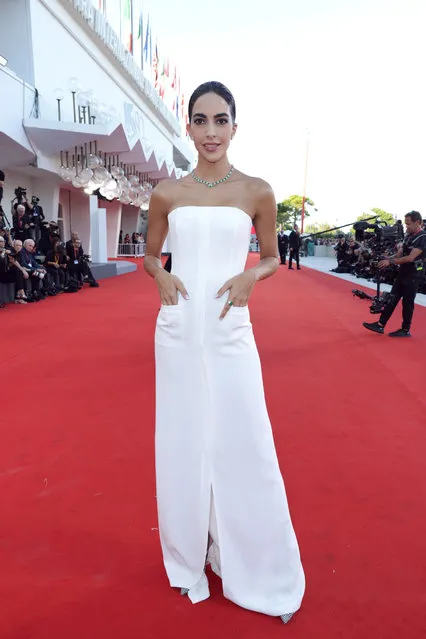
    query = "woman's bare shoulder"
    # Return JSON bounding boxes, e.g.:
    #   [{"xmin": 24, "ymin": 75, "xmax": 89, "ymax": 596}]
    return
[
  {"xmin": 236, "ymin": 171, "xmax": 275, "ymax": 208},
  {"xmin": 151, "ymin": 179, "xmax": 186, "ymax": 210},
  {"xmin": 236, "ymin": 171, "xmax": 274, "ymax": 195}
]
